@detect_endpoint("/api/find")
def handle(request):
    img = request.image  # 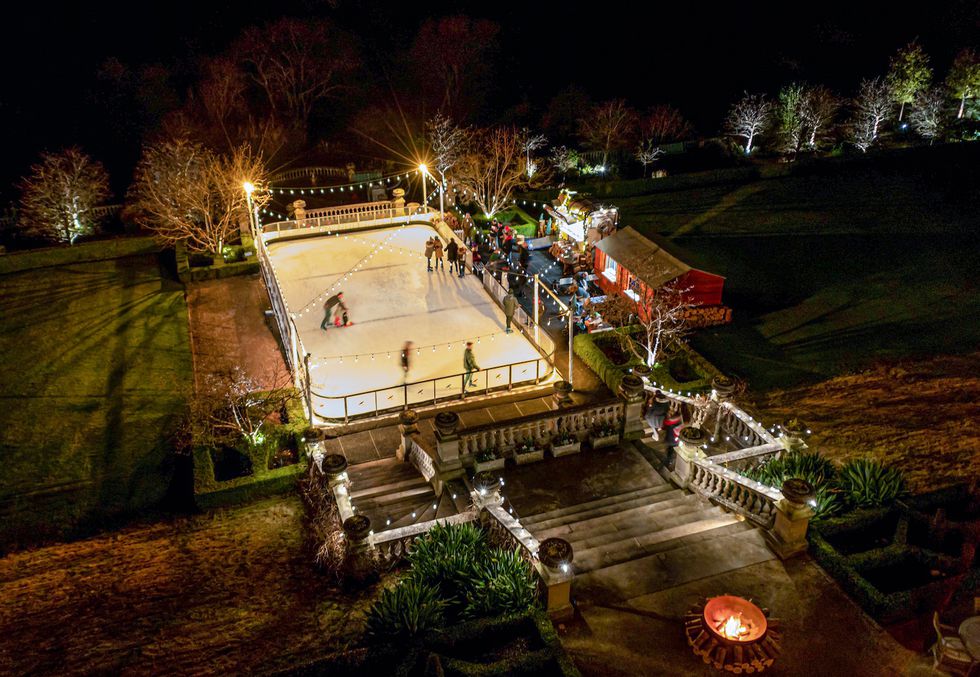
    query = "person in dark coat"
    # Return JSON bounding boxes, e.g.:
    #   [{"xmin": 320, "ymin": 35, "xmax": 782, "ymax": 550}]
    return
[
  {"xmin": 518, "ymin": 242, "xmax": 530, "ymax": 272},
  {"xmin": 501, "ymin": 234, "xmax": 513, "ymax": 263},
  {"xmin": 446, "ymin": 239, "xmax": 459, "ymax": 275},
  {"xmin": 503, "ymin": 289, "xmax": 517, "ymax": 333},
  {"xmin": 401, "ymin": 341, "xmax": 413, "ymax": 381},
  {"xmin": 463, "ymin": 341, "xmax": 480, "ymax": 393},
  {"xmin": 433, "ymin": 238, "xmax": 444, "ymax": 270},
  {"xmin": 662, "ymin": 403, "xmax": 683, "ymax": 470},
  {"xmin": 644, "ymin": 391, "xmax": 670, "ymax": 441},
  {"xmin": 321, "ymin": 292, "xmax": 347, "ymax": 330}
]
